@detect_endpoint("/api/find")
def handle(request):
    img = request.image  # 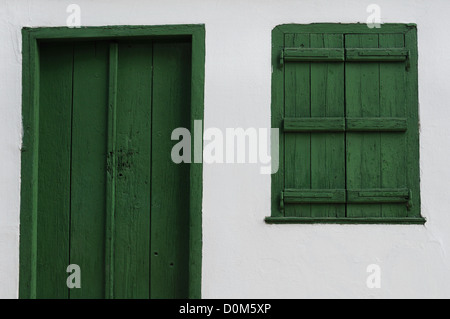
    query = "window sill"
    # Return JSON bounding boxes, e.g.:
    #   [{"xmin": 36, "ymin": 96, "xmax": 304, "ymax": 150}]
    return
[{"xmin": 265, "ymin": 217, "xmax": 426, "ymax": 225}]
